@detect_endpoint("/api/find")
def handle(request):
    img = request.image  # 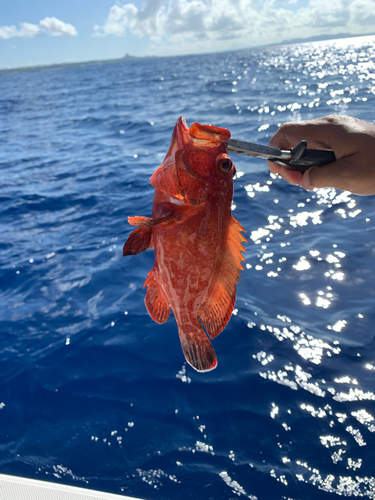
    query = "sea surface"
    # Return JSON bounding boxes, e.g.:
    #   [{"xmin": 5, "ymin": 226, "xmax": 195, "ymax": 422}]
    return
[{"xmin": 1, "ymin": 35, "xmax": 375, "ymax": 500}]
